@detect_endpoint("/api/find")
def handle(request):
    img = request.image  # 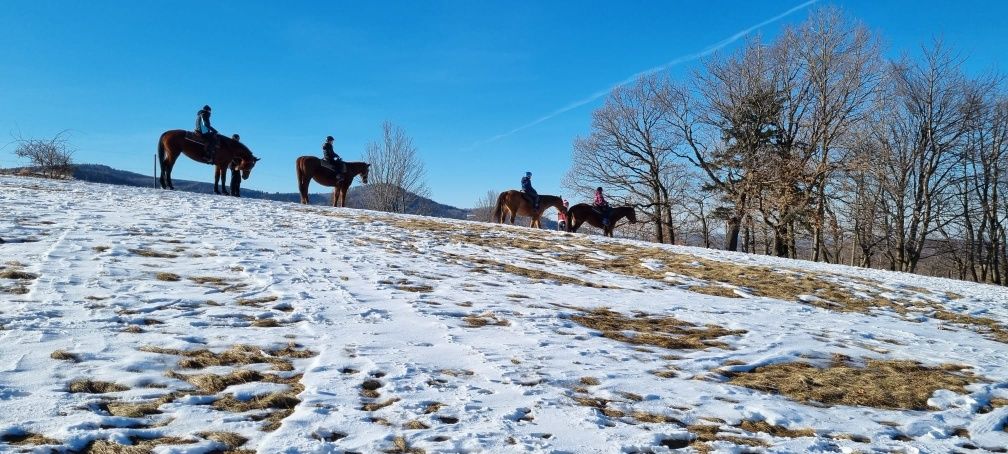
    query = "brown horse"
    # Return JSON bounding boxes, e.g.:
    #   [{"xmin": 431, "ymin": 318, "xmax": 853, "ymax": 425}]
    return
[
  {"xmin": 492, "ymin": 191, "xmax": 566, "ymax": 228},
  {"xmin": 566, "ymin": 204, "xmax": 637, "ymax": 237},
  {"xmin": 157, "ymin": 130, "xmax": 259, "ymax": 194},
  {"xmin": 295, "ymin": 157, "xmax": 370, "ymax": 207}
]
